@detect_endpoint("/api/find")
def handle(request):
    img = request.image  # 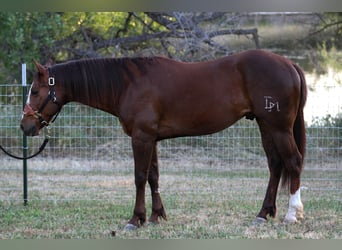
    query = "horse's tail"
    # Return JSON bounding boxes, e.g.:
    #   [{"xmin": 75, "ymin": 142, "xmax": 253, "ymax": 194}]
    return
[
  {"xmin": 292, "ymin": 63, "xmax": 307, "ymax": 160},
  {"xmin": 282, "ymin": 63, "xmax": 307, "ymax": 187}
]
